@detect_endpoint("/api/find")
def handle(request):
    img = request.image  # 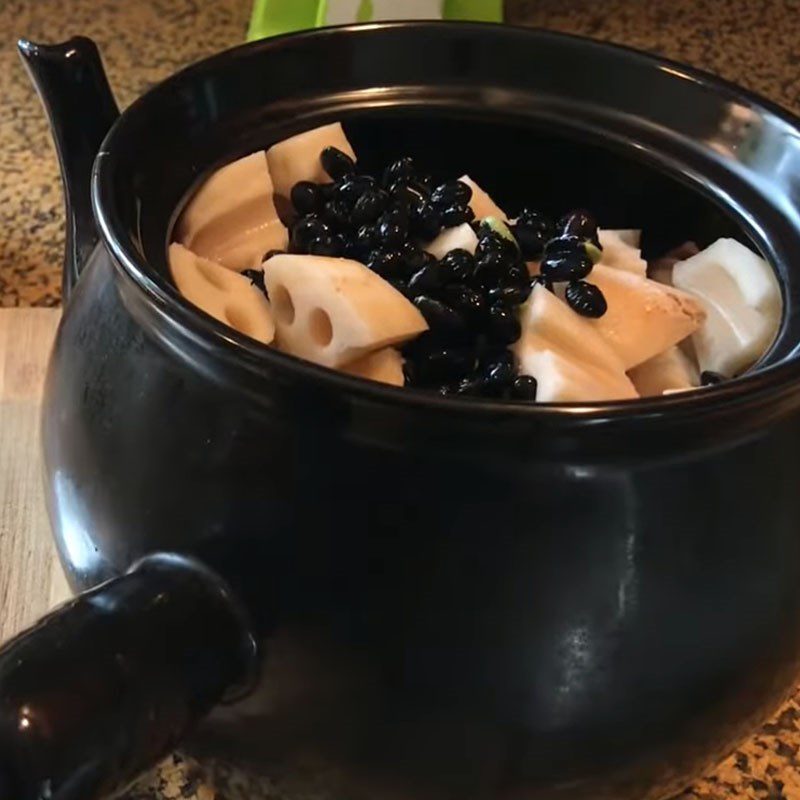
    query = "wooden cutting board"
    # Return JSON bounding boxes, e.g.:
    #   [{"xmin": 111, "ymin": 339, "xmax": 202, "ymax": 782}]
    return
[{"xmin": 0, "ymin": 308, "xmax": 70, "ymax": 645}]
